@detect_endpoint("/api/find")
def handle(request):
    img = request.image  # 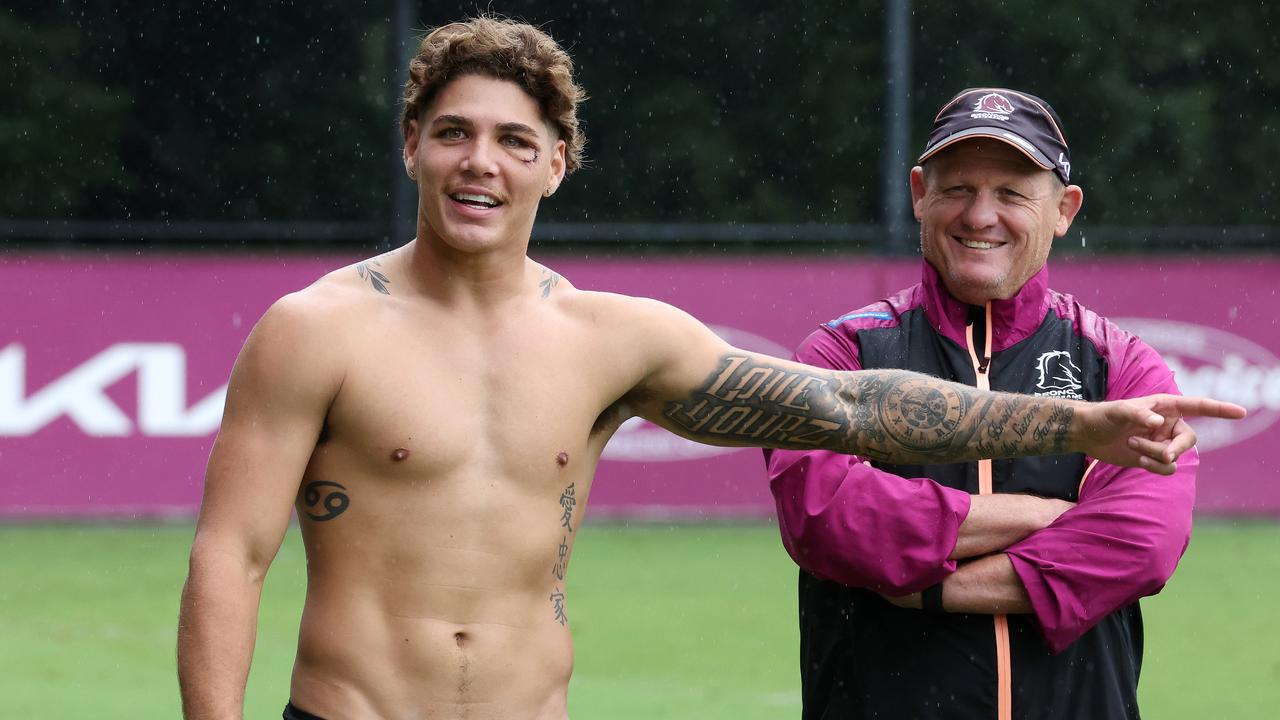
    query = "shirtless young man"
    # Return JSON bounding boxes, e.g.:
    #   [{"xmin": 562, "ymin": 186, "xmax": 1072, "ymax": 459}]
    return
[{"xmin": 176, "ymin": 17, "xmax": 1244, "ymax": 720}]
